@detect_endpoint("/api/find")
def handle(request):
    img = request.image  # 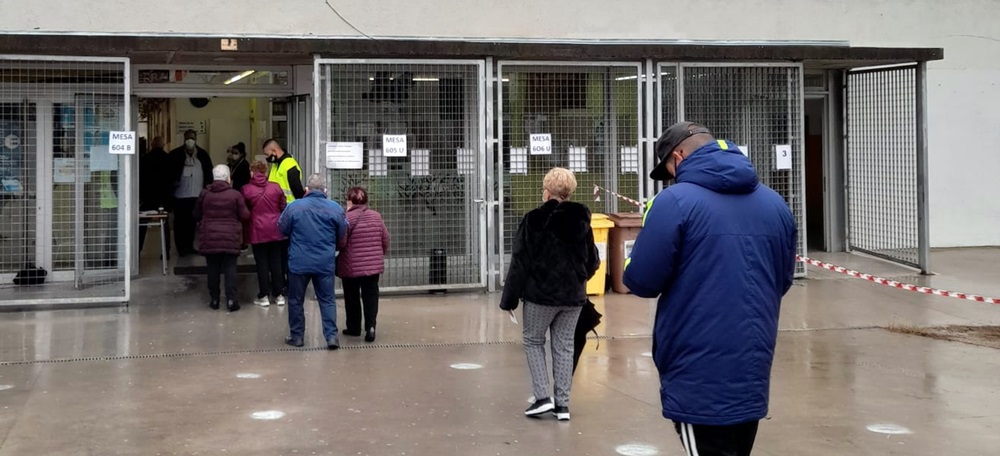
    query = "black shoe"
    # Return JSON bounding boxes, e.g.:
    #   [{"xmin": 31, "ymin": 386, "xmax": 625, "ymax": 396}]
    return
[
  {"xmin": 285, "ymin": 337, "xmax": 304, "ymax": 347},
  {"xmin": 227, "ymin": 300, "xmax": 240, "ymax": 312},
  {"xmin": 525, "ymin": 398, "xmax": 554, "ymax": 417},
  {"xmin": 342, "ymin": 329, "xmax": 362, "ymax": 337},
  {"xmin": 209, "ymin": 299, "xmax": 220, "ymax": 310},
  {"xmin": 327, "ymin": 337, "xmax": 340, "ymax": 350},
  {"xmin": 364, "ymin": 328, "xmax": 376, "ymax": 343},
  {"xmin": 554, "ymin": 406, "xmax": 570, "ymax": 421}
]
